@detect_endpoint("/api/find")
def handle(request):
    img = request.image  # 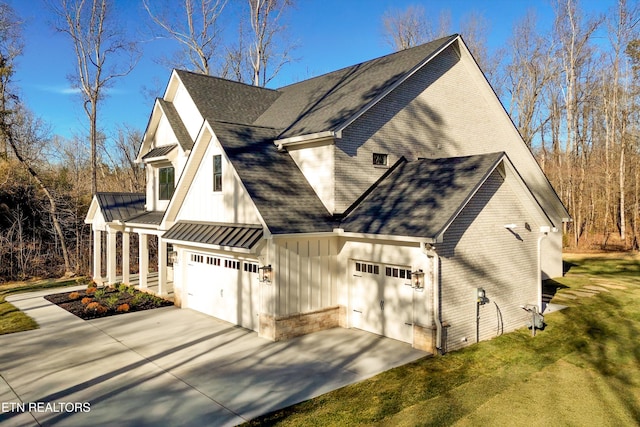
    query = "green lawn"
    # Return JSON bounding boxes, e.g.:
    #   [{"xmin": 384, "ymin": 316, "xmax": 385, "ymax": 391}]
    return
[
  {"xmin": 248, "ymin": 253, "xmax": 640, "ymax": 426},
  {"xmin": 0, "ymin": 277, "xmax": 88, "ymax": 335}
]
